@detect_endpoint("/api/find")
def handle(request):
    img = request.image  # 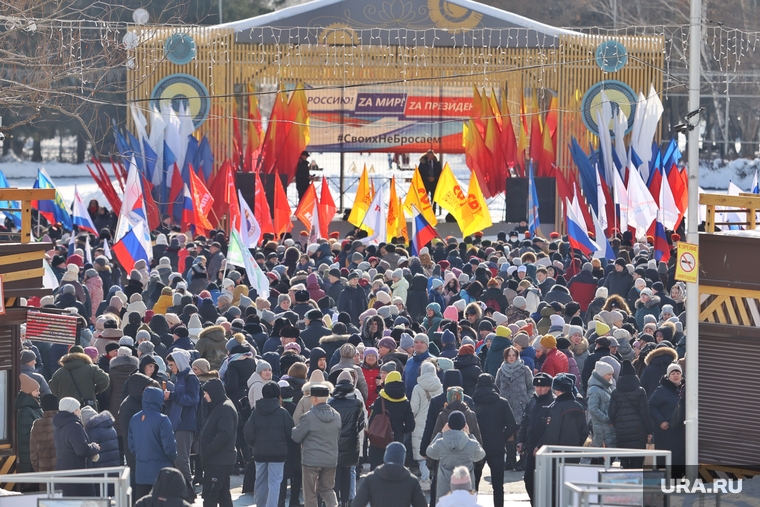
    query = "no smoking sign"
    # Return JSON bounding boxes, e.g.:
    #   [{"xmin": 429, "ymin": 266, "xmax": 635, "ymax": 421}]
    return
[{"xmin": 675, "ymin": 242, "xmax": 699, "ymax": 283}]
